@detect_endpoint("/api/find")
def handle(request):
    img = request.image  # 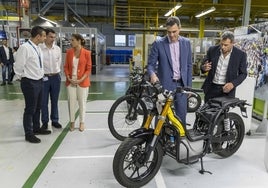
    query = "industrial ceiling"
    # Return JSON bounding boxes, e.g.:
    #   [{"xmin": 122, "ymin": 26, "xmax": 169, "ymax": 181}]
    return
[{"xmin": 1, "ymin": 0, "xmax": 268, "ymax": 32}]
